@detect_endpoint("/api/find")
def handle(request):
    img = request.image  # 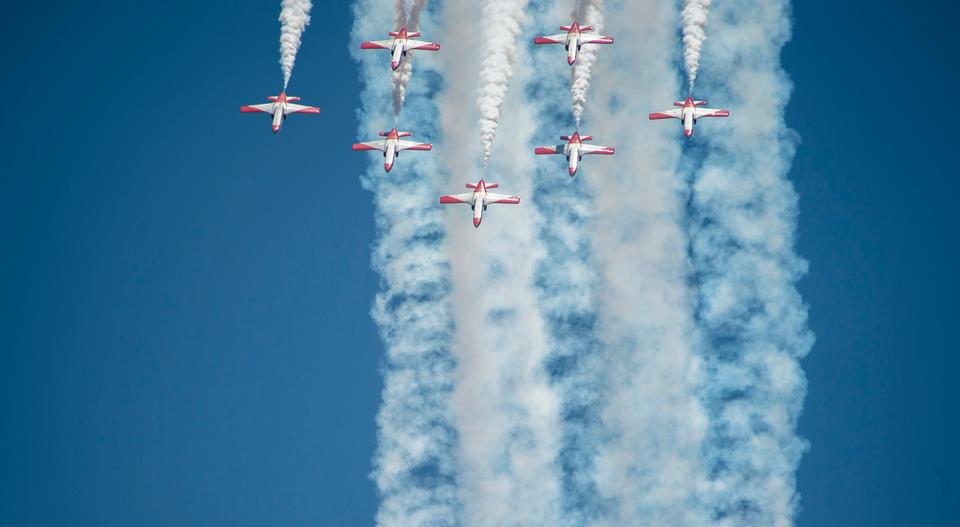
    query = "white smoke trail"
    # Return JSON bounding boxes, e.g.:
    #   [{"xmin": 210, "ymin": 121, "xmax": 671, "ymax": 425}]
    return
[
  {"xmin": 688, "ymin": 0, "xmax": 813, "ymax": 524},
  {"xmin": 580, "ymin": 1, "xmax": 711, "ymax": 524},
  {"xmin": 570, "ymin": 0, "xmax": 604, "ymax": 128},
  {"xmin": 435, "ymin": 1, "xmax": 566, "ymax": 525},
  {"xmin": 516, "ymin": 3, "xmax": 612, "ymax": 525},
  {"xmin": 391, "ymin": 0, "xmax": 429, "ymax": 115},
  {"xmin": 279, "ymin": 0, "xmax": 312, "ymax": 89},
  {"xmin": 681, "ymin": 0, "xmax": 710, "ymax": 93},
  {"xmin": 477, "ymin": 0, "xmax": 528, "ymax": 168},
  {"xmin": 351, "ymin": 2, "xmax": 462, "ymax": 526}
]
